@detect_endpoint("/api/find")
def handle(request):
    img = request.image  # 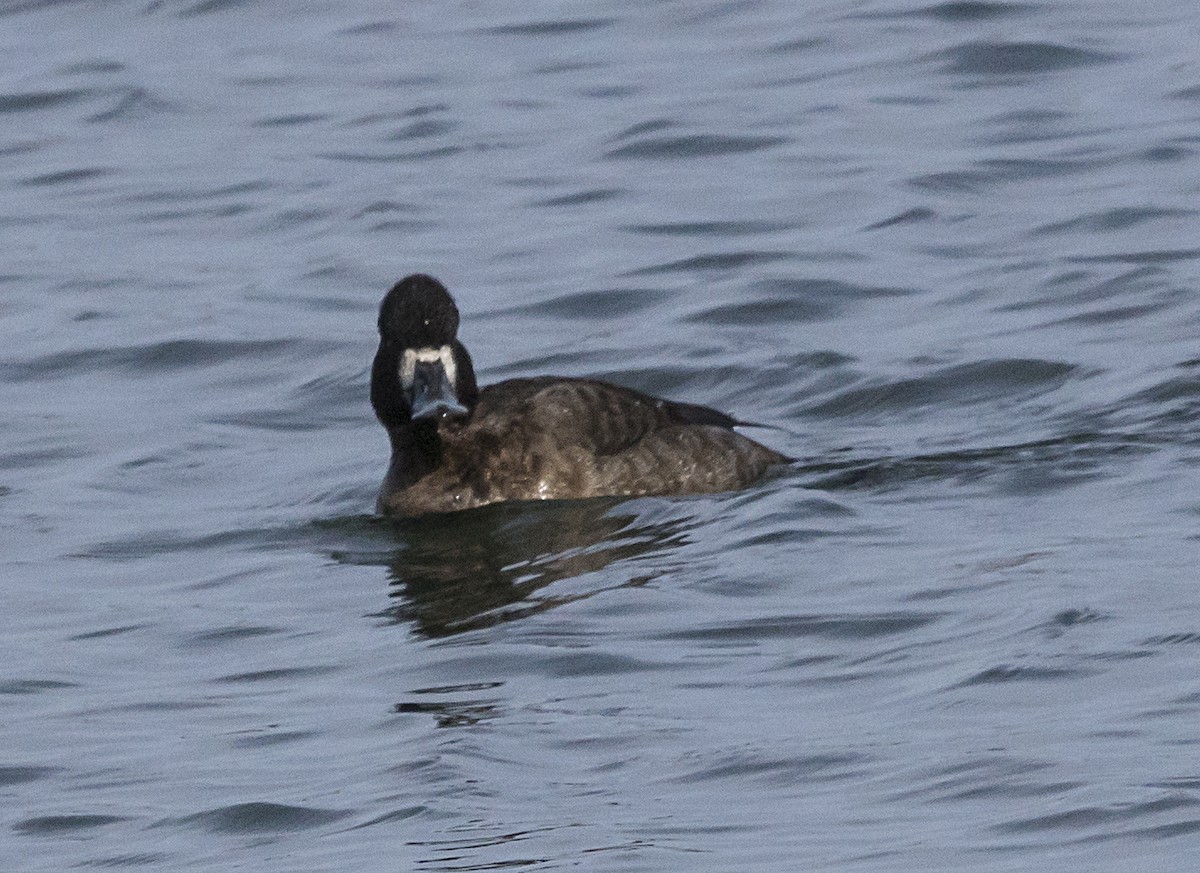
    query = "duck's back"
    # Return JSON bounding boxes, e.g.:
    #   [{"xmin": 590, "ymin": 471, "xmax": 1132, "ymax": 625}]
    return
[{"xmin": 382, "ymin": 377, "xmax": 787, "ymax": 515}]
